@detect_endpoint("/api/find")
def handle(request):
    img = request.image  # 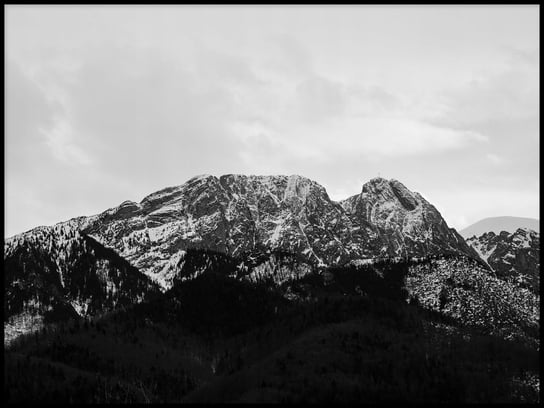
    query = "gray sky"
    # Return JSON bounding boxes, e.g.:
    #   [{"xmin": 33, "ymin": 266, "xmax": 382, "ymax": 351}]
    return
[{"xmin": 5, "ymin": 5, "xmax": 539, "ymax": 237}]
